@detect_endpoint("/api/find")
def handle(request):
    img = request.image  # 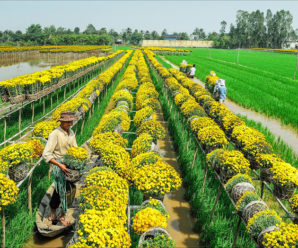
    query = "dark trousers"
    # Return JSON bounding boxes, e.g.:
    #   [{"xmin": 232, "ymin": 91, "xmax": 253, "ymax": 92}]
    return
[{"xmin": 49, "ymin": 189, "xmax": 60, "ymax": 209}]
